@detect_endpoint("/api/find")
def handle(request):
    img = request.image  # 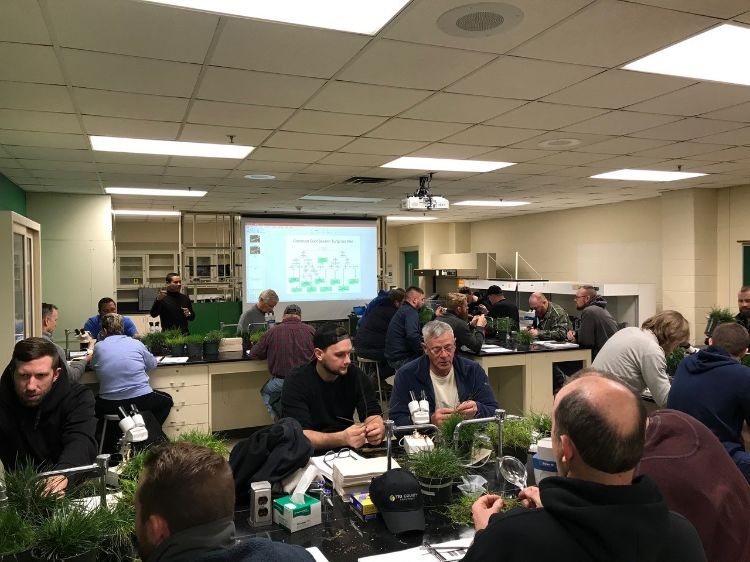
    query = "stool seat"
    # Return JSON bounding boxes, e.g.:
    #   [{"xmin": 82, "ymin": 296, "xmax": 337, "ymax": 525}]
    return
[{"xmin": 356, "ymin": 356, "xmax": 385, "ymax": 408}]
